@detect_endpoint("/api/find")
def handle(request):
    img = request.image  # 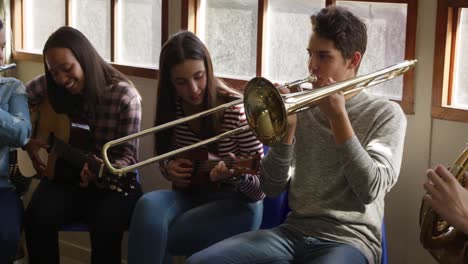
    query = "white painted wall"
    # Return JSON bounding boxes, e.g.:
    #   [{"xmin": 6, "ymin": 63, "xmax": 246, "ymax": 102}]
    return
[{"xmin": 385, "ymin": 1, "xmax": 468, "ymax": 263}]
